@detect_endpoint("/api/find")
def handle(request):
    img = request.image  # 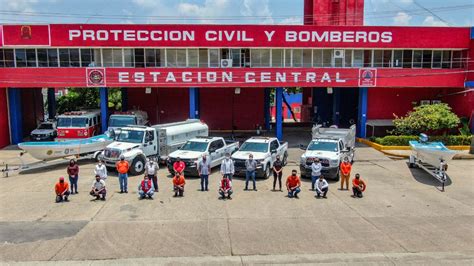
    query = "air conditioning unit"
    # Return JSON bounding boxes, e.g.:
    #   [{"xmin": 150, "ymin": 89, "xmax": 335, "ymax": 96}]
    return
[
  {"xmin": 420, "ymin": 100, "xmax": 430, "ymax": 105},
  {"xmin": 431, "ymin": 100, "xmax": 441, "ymax": 104},
  {"xmin": 333, "ymin": 49, "xmax": 344, "ymax": 58},
  {"xmin": 221, "ymin": 59, "xmax": 233, "ymax": 68}
]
